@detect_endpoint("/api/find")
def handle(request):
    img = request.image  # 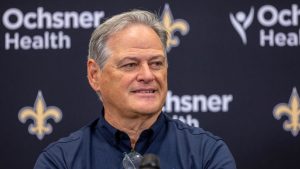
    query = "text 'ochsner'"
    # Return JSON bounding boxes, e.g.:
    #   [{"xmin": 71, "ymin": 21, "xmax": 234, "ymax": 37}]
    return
[
  {"xmin": 2, "ymin": 7, "xmax": 105, "ymax": 50},
  {"xmin": 164, "ymin": 91, "xmax": 233, "ymax": 127}
]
